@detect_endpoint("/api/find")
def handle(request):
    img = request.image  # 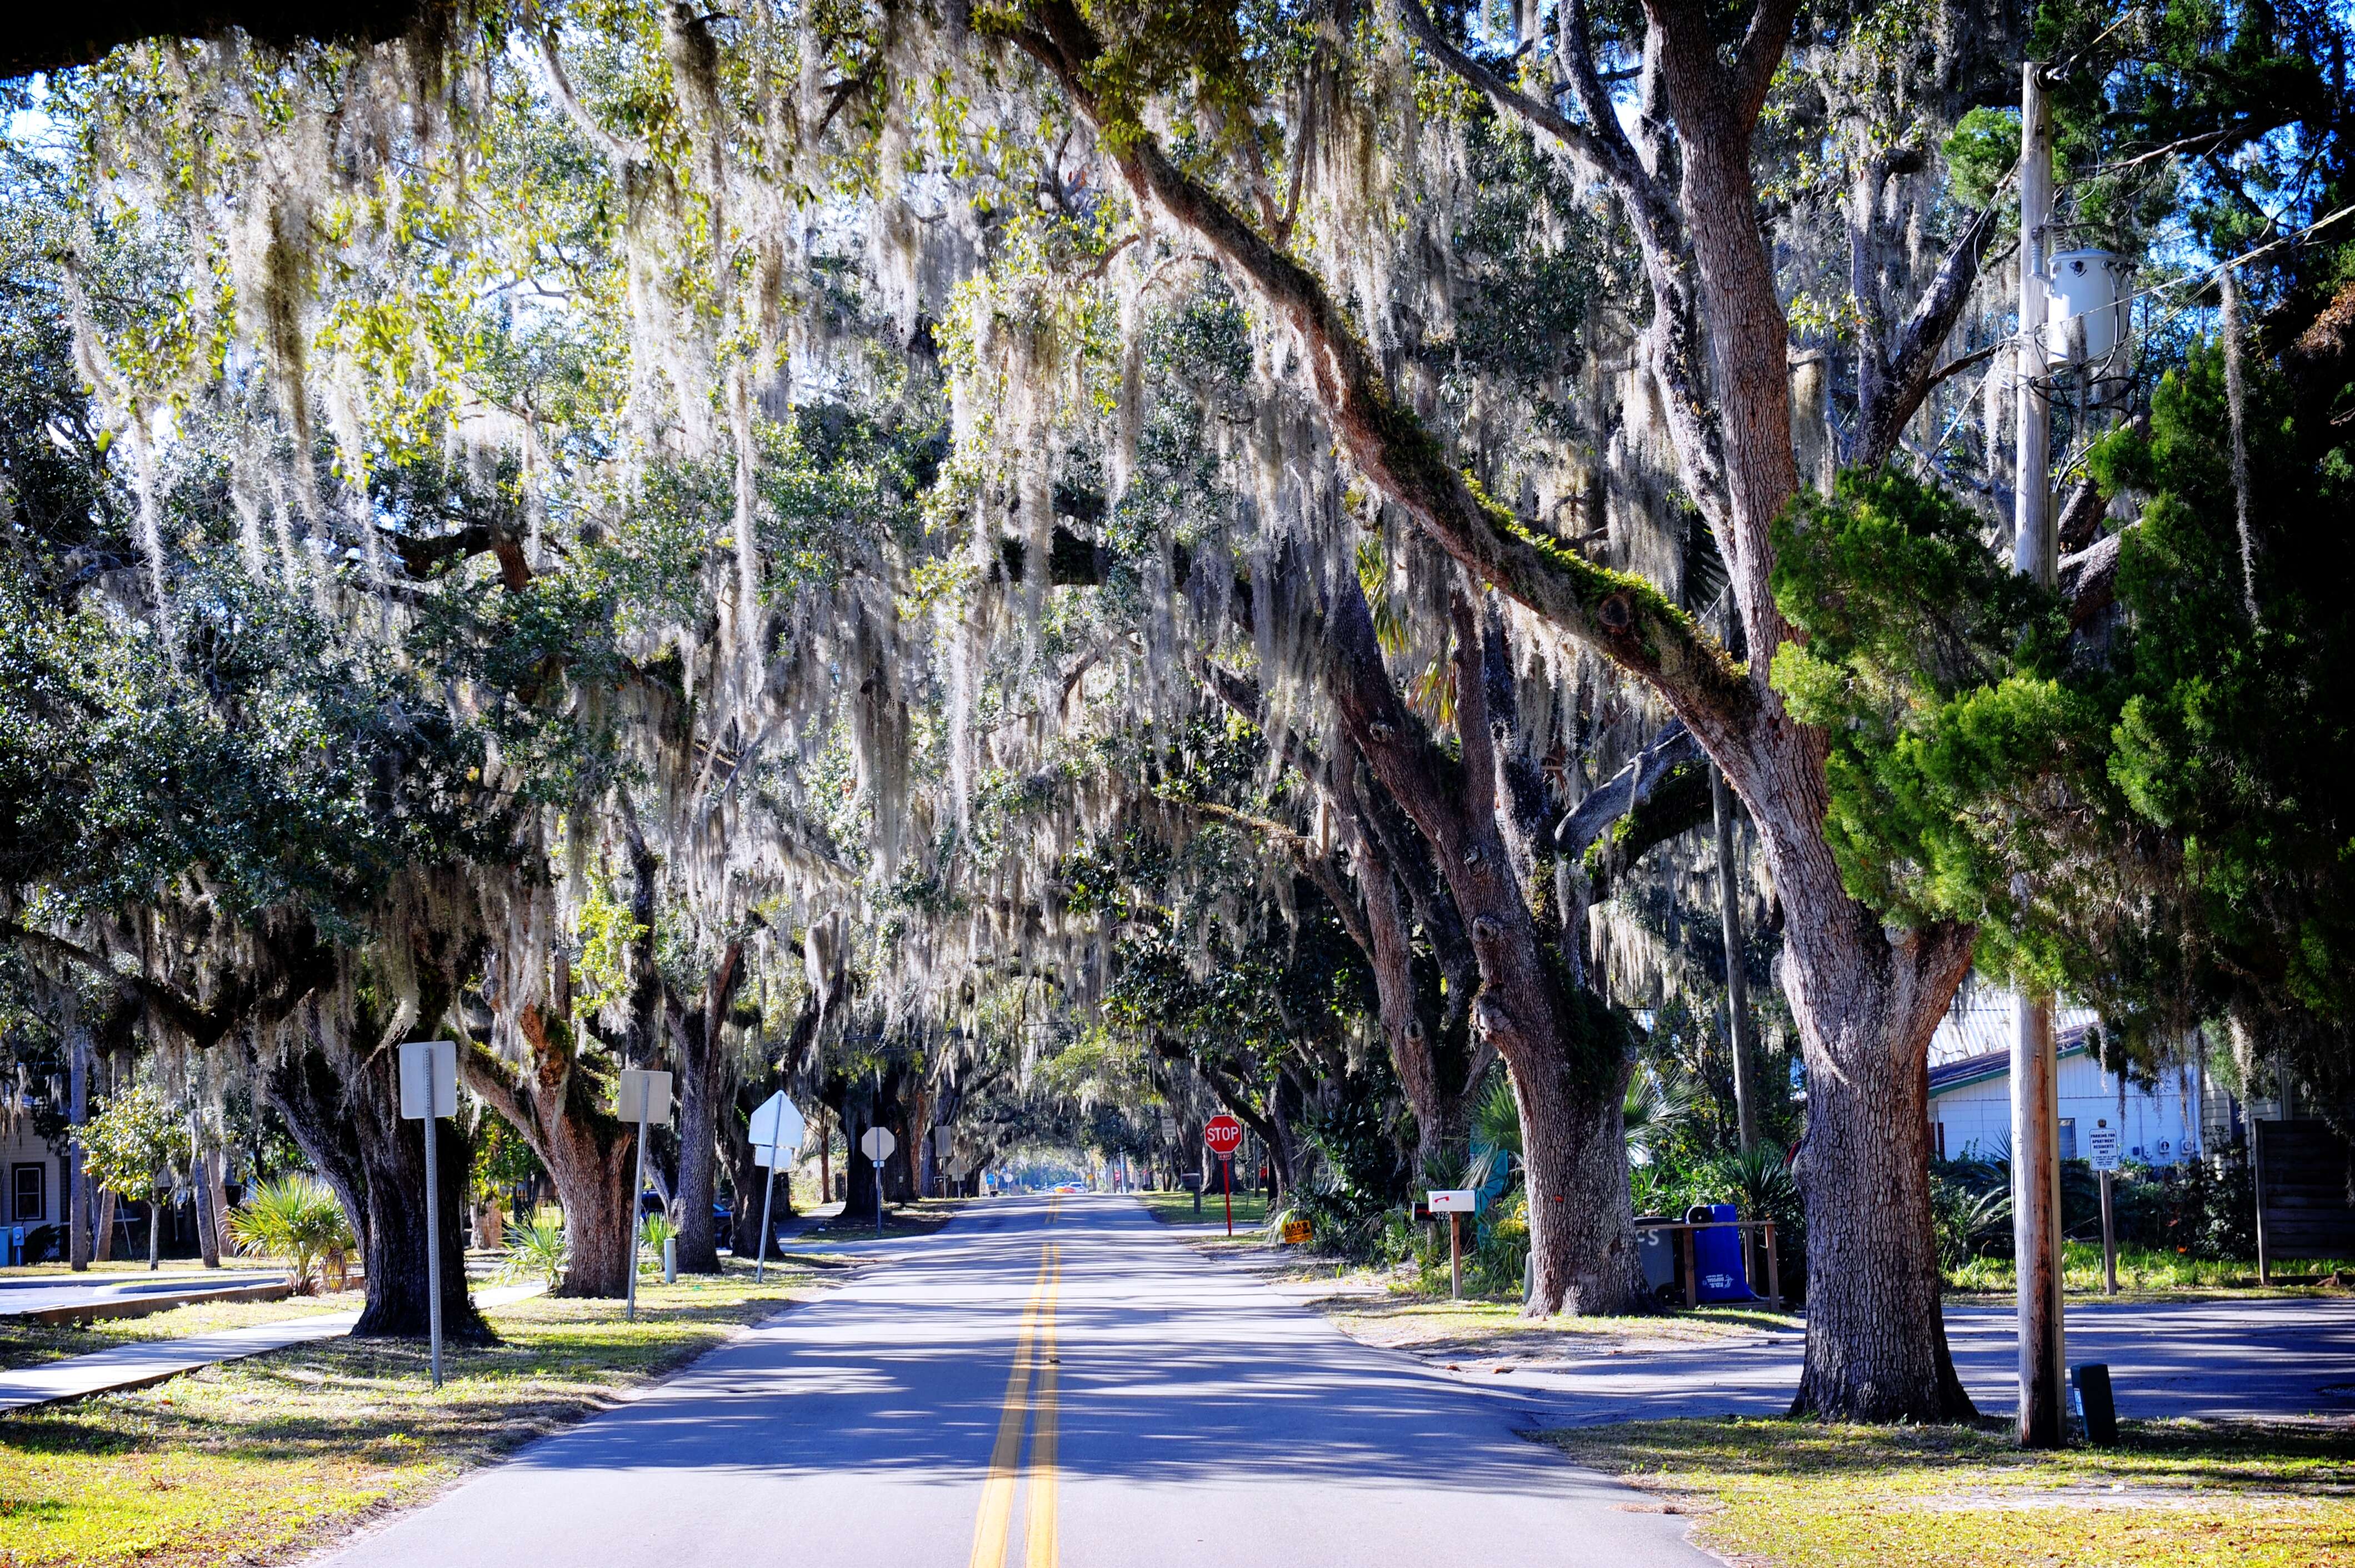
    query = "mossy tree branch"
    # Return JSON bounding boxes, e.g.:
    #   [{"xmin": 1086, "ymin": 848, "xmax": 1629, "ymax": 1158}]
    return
[{"xmin": 998, "ymin": 0, "xmax": 1754, "ymax": 752}]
